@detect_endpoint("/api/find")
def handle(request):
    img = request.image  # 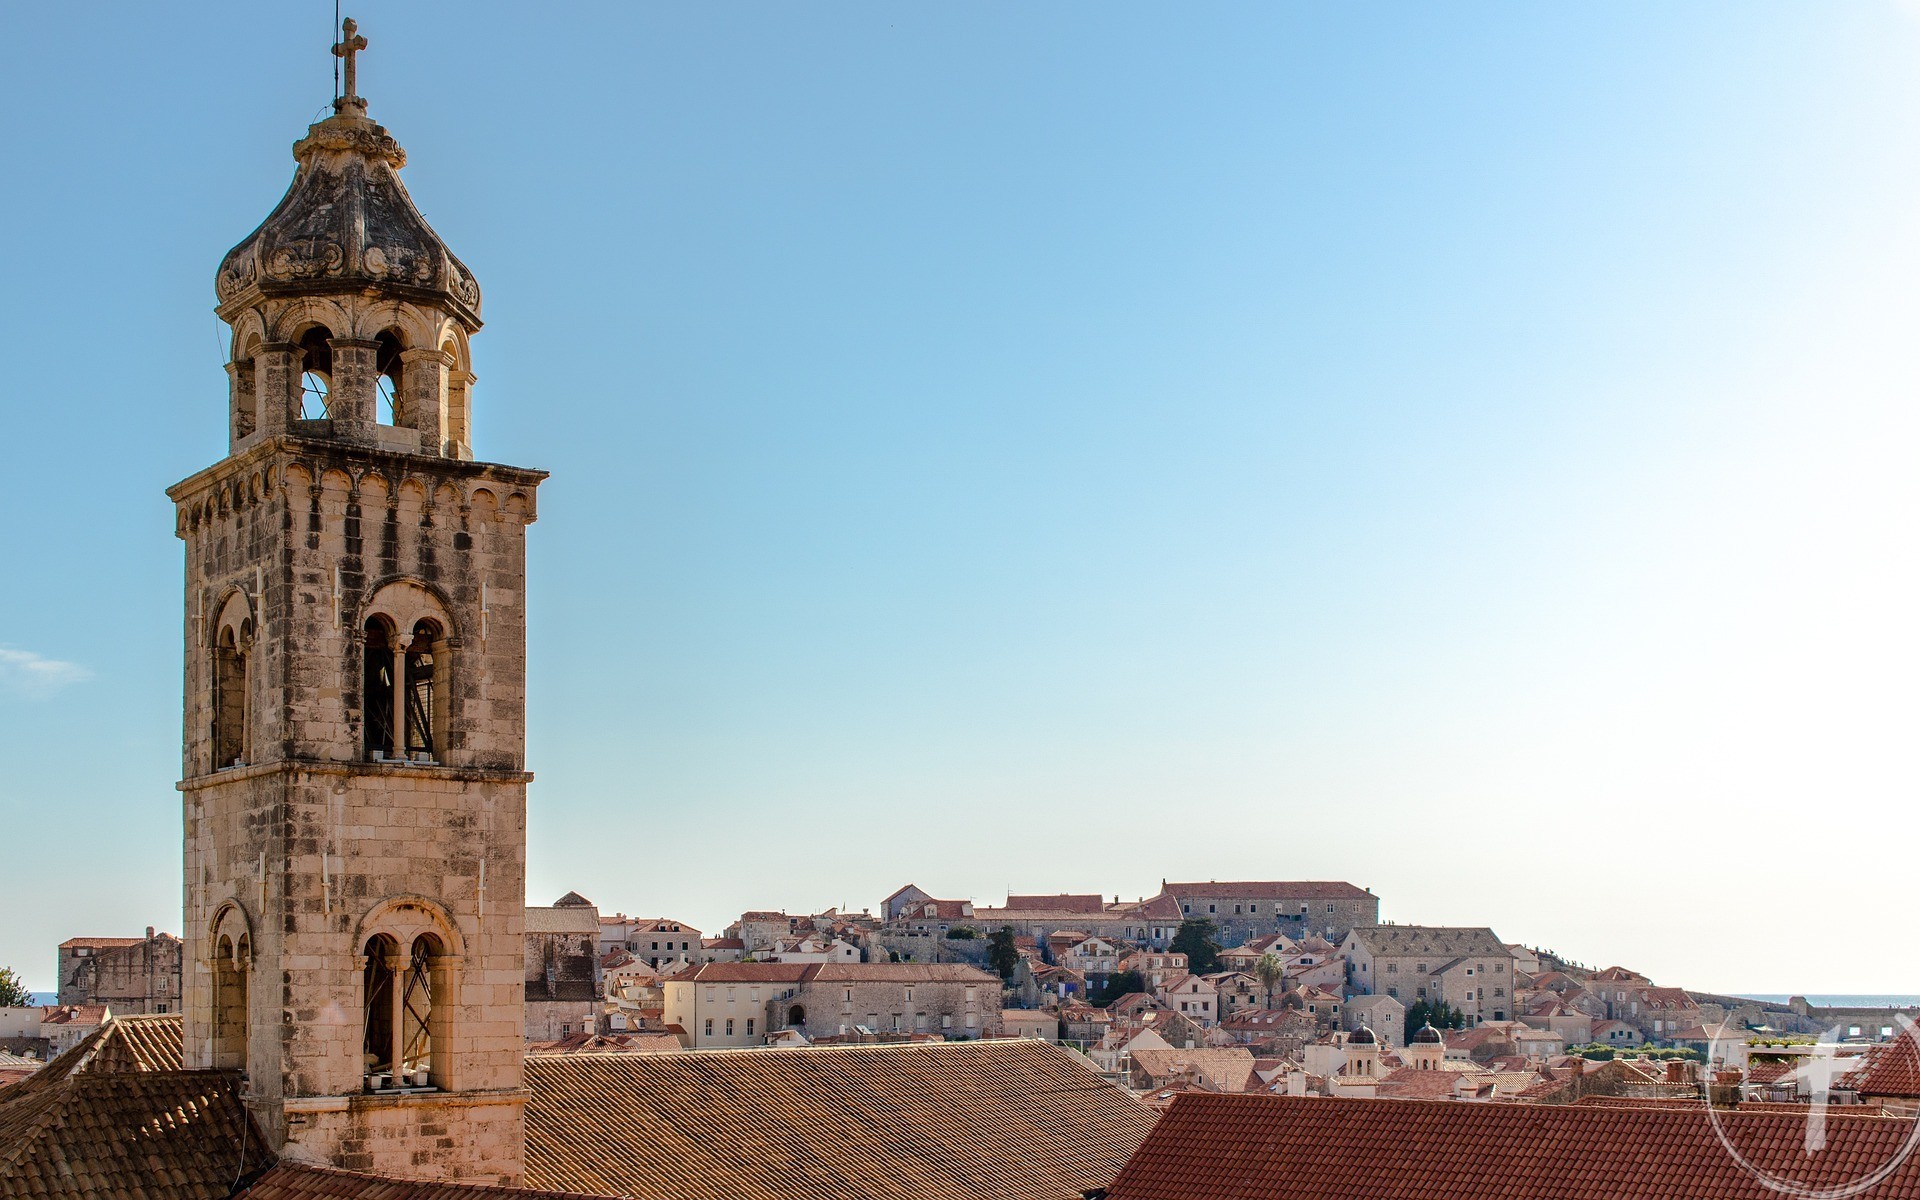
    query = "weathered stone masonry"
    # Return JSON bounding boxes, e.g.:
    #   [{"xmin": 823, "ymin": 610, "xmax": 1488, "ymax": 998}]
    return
[{"xmin": 168, "ymin": 36, "xmax": 544, "ymax": 1185}]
